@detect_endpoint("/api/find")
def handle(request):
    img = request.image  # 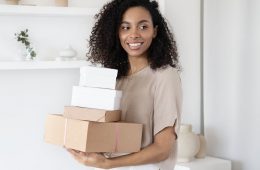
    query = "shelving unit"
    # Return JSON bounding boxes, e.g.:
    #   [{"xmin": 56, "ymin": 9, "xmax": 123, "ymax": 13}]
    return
[
  {"xmin": 0, "ymin": 60, "xmax": 91, "ymax": 70},
  {"xmin": 0, "ymin": 4, "xmax": 97, "ymax": 69},
  {"xmin": 0, "ymin": 4, "xmax": 98, "ymax": 16}
]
